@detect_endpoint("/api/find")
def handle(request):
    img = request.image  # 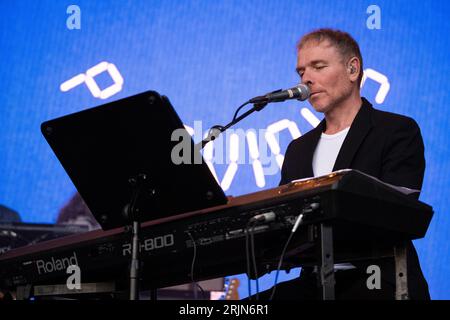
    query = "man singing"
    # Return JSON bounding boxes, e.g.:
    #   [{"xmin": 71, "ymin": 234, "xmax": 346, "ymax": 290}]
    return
[{"xmin": 256, "ymin": 28, "xmax": 430, "ymax": 300}]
